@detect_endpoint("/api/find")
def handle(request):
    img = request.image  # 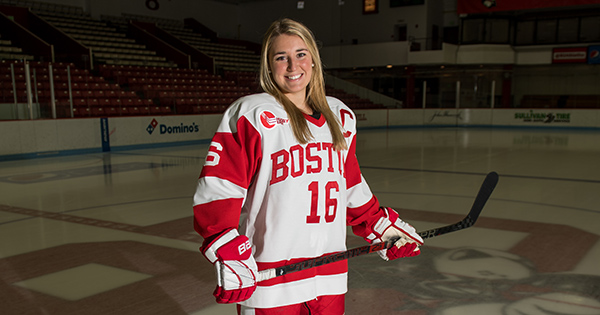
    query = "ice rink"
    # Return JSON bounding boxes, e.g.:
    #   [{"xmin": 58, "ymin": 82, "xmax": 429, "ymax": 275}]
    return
[{"xmin": 1, "ymin": 127, "xmax": 599, "ymax": 314}]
